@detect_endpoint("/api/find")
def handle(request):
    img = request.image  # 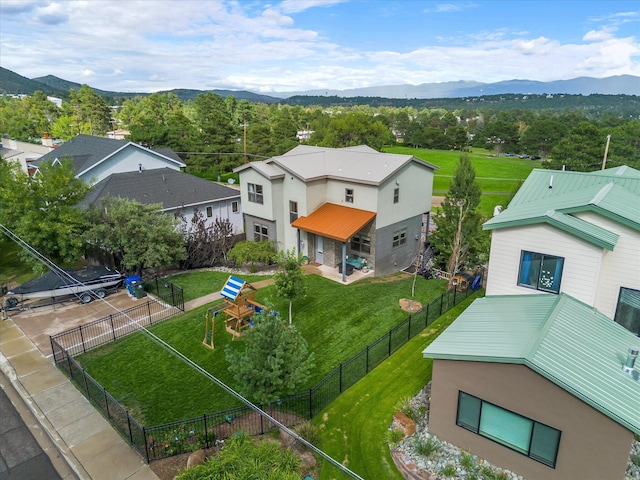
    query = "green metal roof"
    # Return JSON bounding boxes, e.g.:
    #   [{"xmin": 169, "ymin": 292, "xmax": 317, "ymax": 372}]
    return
[
  {"xmin": 423, "ymin": 294, "xmax": 640, "ymax": 435},
  {"xmin": 484, "ymin": 167, "xmax": 640, "ymax": 244}
]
